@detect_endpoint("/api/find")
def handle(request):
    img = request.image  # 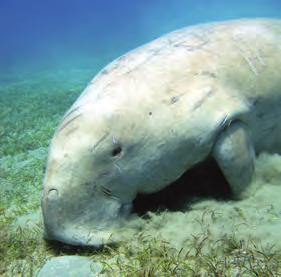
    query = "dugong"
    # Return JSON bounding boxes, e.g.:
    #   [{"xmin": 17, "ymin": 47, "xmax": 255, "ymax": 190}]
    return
[{"xmin": 42, "ymin": 19, "xmax": 281, "ymax": 247}]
